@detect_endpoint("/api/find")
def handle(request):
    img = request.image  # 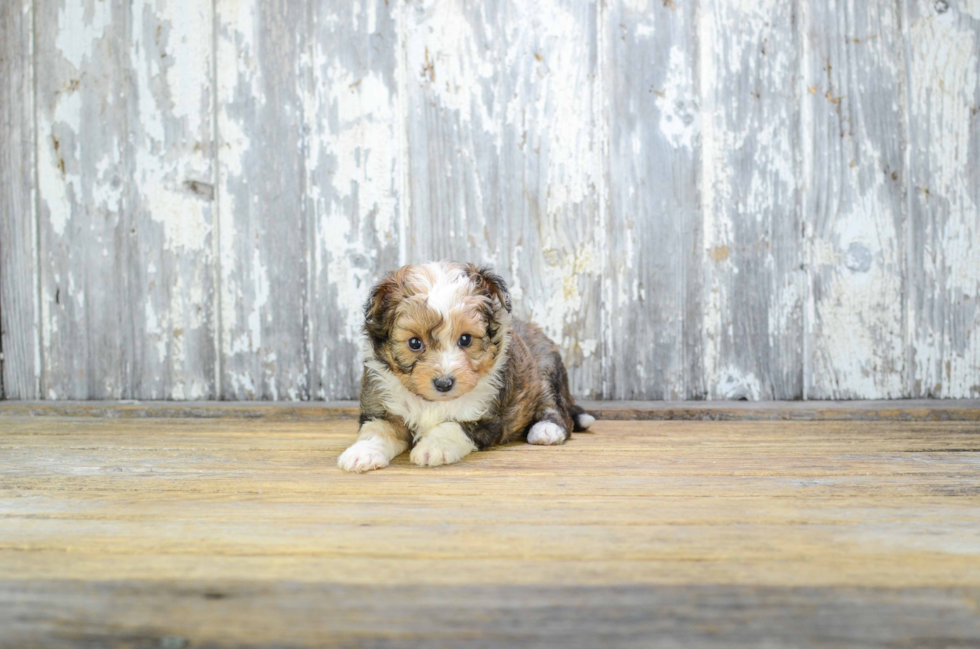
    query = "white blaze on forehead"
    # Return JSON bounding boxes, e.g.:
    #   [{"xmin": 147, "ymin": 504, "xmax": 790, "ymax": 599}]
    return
[
  {"xmin": 438, "ymin": 349, "xmax": 467, "ymax": 376},
  {"xmin": 416, "ymin": 262, "xmax": 472, "ymax": 317}
]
